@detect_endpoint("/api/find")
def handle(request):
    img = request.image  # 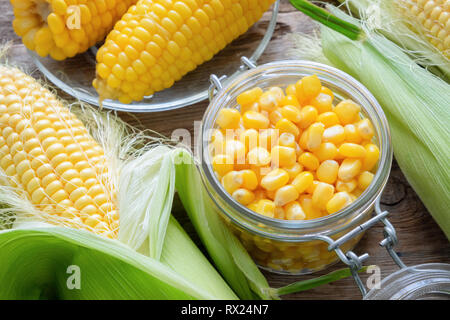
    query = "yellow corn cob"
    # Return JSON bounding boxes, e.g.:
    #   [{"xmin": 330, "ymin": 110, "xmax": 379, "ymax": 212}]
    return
[
  {"xmin": 0, "ymin": 65, "xmax": 118, "ymax": 238},
  {"xmin": 397, "ymin": 0, "xmax": 449, "ymax": 58},
  {"xmin": 93, "ymin": 0, "xmax": 276, "ymax": 104},
  {"xmin": 10, "ymin": 0, "xmax": 138, "ymax": 60}
]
